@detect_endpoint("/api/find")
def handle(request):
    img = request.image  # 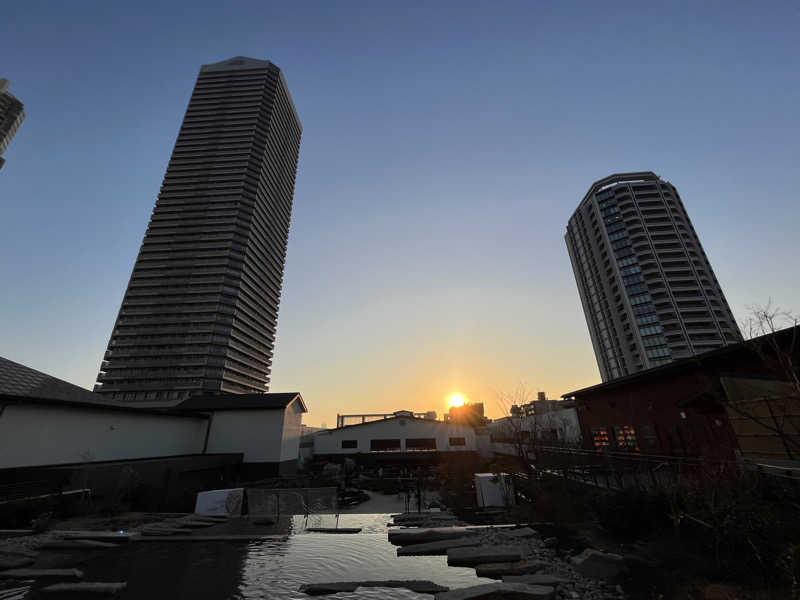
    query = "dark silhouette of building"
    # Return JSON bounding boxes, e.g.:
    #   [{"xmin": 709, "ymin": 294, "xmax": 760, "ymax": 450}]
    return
[
  {"xmin": 445, "ymin": 402, "xmax": 488, "ymax": 426},
  {"xmin": 96, "ymin": 57, "xmax": 302, "ymax": 402},
  {"xmin": 0, "ymin": 79, "xmax": 25, "ymax": 170},
  {"xmin": 565, "ymin": 172, "xmax": 741, "ymax": 382}
]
